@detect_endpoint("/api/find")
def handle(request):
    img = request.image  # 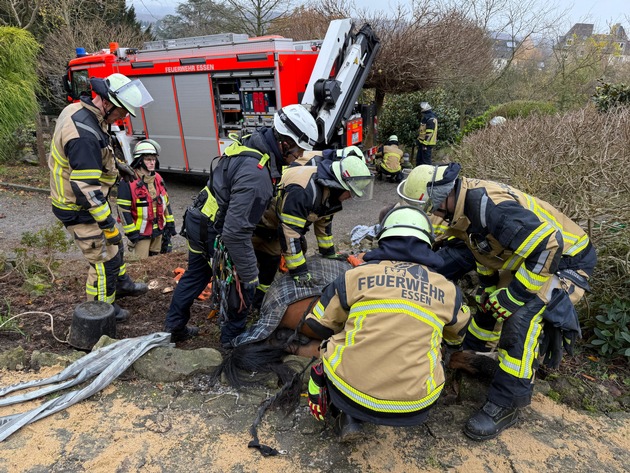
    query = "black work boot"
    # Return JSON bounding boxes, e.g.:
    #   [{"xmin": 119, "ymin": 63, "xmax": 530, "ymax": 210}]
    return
[
  {"xmin": 334, "ymin": 412, "xmax": 364, "ymax": 443},
  {"xmin": 168, "ymin": 325, "xmax": 199, "ymax": 343},
  {"xmin": 116, "ymin": 275, "xmax": 148, "ymax": 298},
  {"xmin": 464, "ymin": 400, "xmax": 519, "ymax": 441},
  {"xmin": 112, "ymin": 303, "xmax": 130, "ymax": 323}
]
